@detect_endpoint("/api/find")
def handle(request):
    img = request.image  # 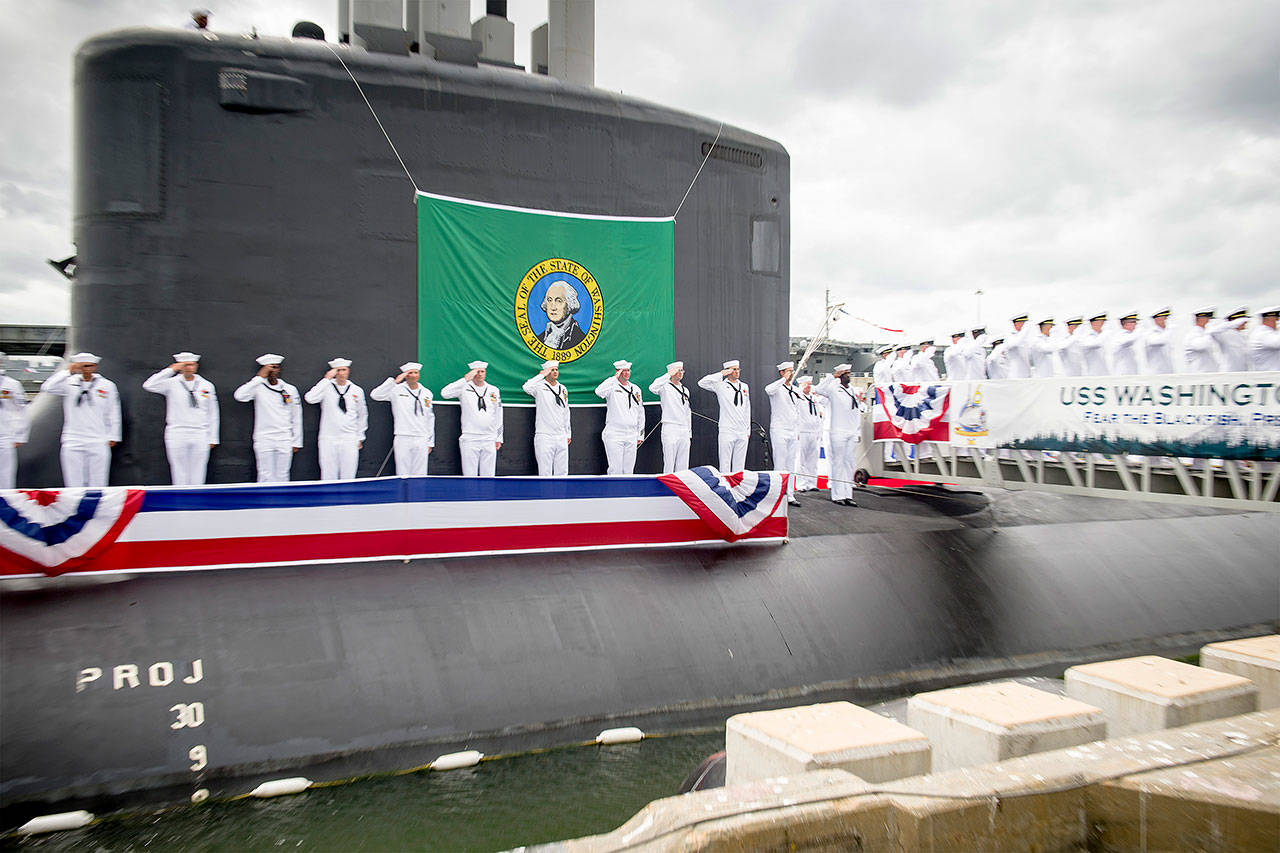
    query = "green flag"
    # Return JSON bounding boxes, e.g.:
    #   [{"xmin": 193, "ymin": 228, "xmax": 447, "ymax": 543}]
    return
[{"xmin": 417, "ymin": 192, "xmax": 675, "ymax": 404}]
